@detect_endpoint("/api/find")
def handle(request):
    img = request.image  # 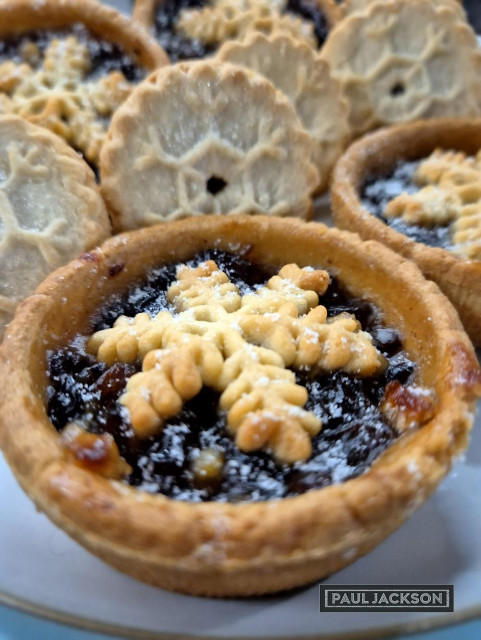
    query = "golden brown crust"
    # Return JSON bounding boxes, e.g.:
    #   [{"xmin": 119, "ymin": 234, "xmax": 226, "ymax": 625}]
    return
[
  {"xmin": 0, "ymin": 0, "xmax": 168, "ymax": 69},
  {"xmin": 133, "ymin": 0, "xmax": 341, "ymax": 39},
  {"xmin": 1, "ymin": 215, "xmax": 480, "ymax": 597},
  {"xmin": 330, "ymin": 117, "xmax": 481, "ymax": 346}
]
